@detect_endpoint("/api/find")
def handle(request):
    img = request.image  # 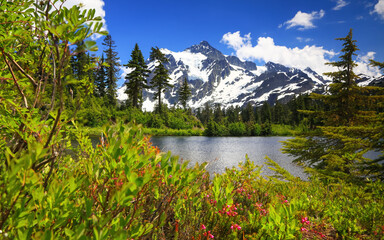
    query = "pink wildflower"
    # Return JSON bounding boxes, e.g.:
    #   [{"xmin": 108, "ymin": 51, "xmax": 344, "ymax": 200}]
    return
[
  {"xmin": 301, "ymin": 217, "xmax": 310, "ymax": 225},
  {"xmin": 301, "ymin": 227, "xmax": 308, "ymax": 232},
  {"xmin": 231, "ymin": 224, "xmax": 242, "ymax": 231},
  {"xmin": 201, "ymin": 224, "xmax": 206, "ymax": 230}
]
